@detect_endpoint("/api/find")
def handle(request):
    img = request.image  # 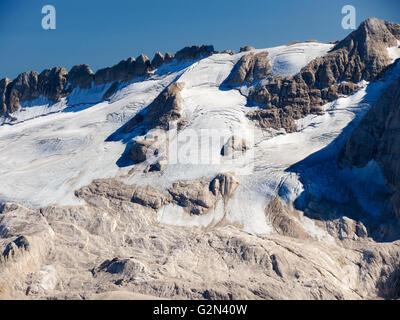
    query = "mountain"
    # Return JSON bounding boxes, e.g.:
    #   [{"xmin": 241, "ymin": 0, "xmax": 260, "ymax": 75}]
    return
[{"xmin": 0, "ymin": 18, "xmax": 400, "ymax": 300}]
